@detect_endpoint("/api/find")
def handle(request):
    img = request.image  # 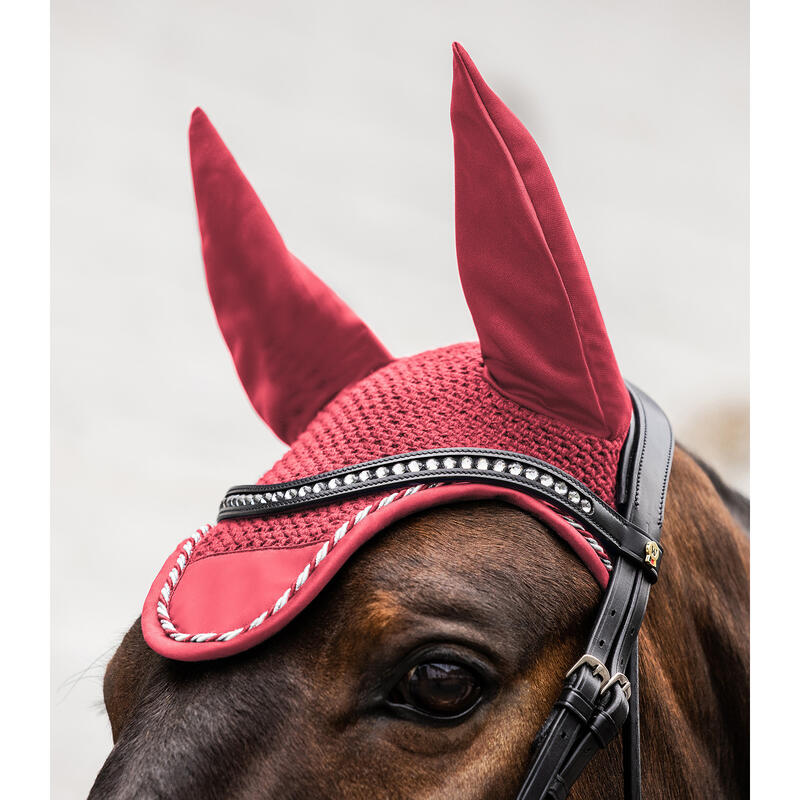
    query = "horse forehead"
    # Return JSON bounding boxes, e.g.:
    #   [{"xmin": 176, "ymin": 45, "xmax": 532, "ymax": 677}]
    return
[
  {"xmin": 329, "ymin": 501, "xmax": 600, "ymax": 638},
  {"xmin": 110, "ymin": 502, "xmax": 599, "ymax": 698}
]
